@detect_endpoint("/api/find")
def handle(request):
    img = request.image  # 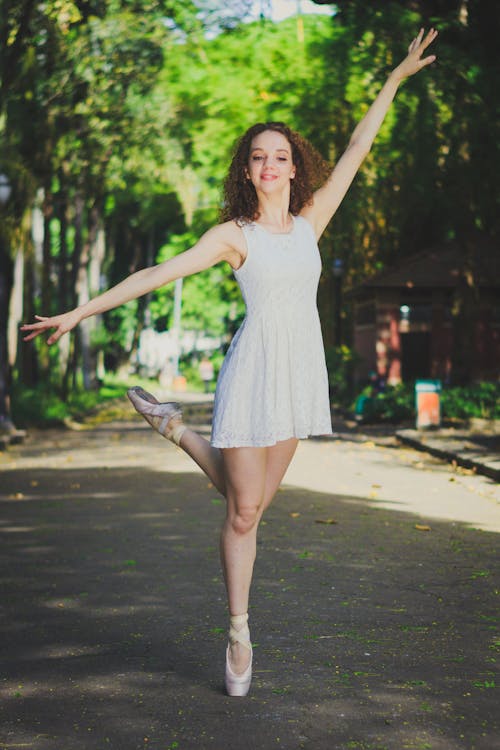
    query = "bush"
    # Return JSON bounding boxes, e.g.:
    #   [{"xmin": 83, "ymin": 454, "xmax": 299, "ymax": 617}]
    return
[
  {"xmin": 11, "ymin": 377, "xmax": 131, "ymax": 427},
  {"xmin": 353, "ymin": 381, "xmax": 499, "ymax": 423},
  {"xmin": 326, "ymin": 345, "xmax": 359, "ymax": 406},
  {"xmin": 440, "ymin": 382, "xmax": 499, "ymax": 420},
  {"xmin": 354, "ymin": 383, "xmax": 414, "ymax": 423}
]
